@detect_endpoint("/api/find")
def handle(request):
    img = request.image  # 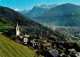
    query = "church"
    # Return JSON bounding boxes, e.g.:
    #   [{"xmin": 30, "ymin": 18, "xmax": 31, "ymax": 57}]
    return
[
  {"xmin": 16, "ymin": 22, "xmax": 30, "ymax": 45},
  {"xmin": 16, "ymin": 22, "xmax": 20, "ymax": 36}
]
